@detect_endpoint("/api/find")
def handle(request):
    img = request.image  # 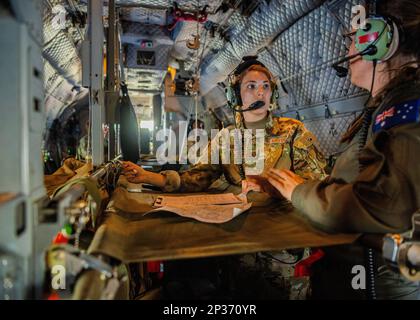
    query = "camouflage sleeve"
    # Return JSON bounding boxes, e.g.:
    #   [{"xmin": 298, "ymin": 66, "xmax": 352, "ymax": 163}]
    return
[
  {"xmin": 291, "ymin": 124, "xmax": 327, "ymax": 180},
  {"xmin": 178, "ymin": 163, "xmax": 224, "ymax": 193},
  {"xmin": 160, "ymin": 170, "xmax": 182, "ymax": 192},
  {"xmin": 160, "ymin": 130, "xmax": 226, "ymax": 193}
]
